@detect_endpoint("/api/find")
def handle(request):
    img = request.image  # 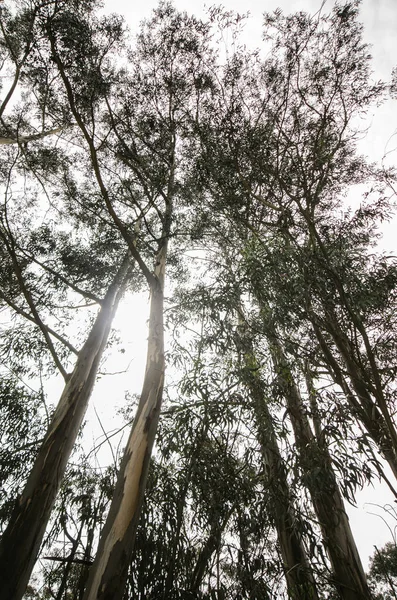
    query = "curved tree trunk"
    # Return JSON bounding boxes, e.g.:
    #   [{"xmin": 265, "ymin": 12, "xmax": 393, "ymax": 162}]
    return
[
  {"xmin": 83, "ymin": 243, "xmax": 167, "ymax": 600},
  {"xmin": 268, "ymin": 329, "xmax": 373, "ymax": 600},
  {"xmin": 0, "ymin": 257, "xmax": 130, "ymax": 600}
]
